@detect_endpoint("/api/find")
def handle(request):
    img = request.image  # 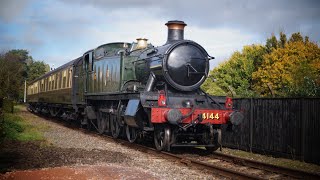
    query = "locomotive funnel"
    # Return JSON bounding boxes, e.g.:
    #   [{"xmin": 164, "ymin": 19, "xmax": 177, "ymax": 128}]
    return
[{"xmin": 165, "ymin": 20, "xmax": 187, "ymax": 43}]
